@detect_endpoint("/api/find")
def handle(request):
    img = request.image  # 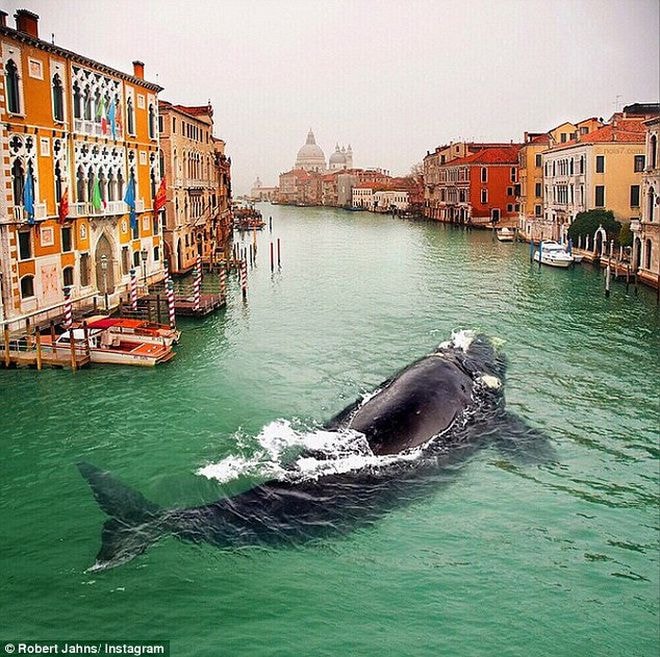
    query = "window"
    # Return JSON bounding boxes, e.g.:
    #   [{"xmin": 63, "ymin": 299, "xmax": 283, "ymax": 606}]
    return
[
  {"xmin": 6, "ymin": 59, "xmax": 21, "ymax": 114},
  {"xmin": 507, "ymin": 187, "xmax": 513, "ymax": 196},
  {"xmin": 506, "ymin": 204, "xmax": 513, "ymax": 212},
  {"xmin": 132, "ymin": 220, "xmax": 139, "ymax": 240},
  {"xmin": 158, "ymin": 115, "xmax": 164, "ymax": 133},
  {"xmin": 595, "ymin": 185, "xmax": 605, "ymax": 207},
  {"xmin": 580, "ymin": 126, "xmax": 589, "ymax": 135},
  {"xmin": 154, "ymin": 246, "xmax": 160, "ymax": 261},
  {"xmin": 634, "ymin": 155, "xmax": 645, "ymax": 173},
  {"xmin": 73, "ymin": 83, "xmax": 82, "ymax": 119},
  {"xmin": 127, "ymin": 98, "xmax": 135, "ymax": 135},
  {"xmin": 148, "ymin": 104, "xmax": 156, "ymax": 139},
  {"xmin": 580, "ymin": 156, "xmax": 585, "ymax": 174},
  {"xmin": 152, "ymin": 214, "xmax": 159, "ymax": 235},
  {"xmin": 535, "ymin": 182, "xmax": 542, "ymax": 197},
  {"xmin": 61, "ymin": 226, "xmax": 72, "ymax": 252},
  {"xmin": 63, "ymin": 266, "xmax": 74, "ymax": 287},
  {"xmin": 18, "ymin": 230, "xmax": 32, "ymax": 260},
  {"xmin": 651, "ymin": 135, "xmax": 658, "ymax": 169},
  {"xmin": 480, "ymin": 167, "xmax": 487, "ymax": 183},
  {"xmin": 510, "ymin": 167, "xmax": 516, "ymax": 182},
  {"xmin": 596, "ymin": 155, "xmax": 605, "ymax": 173},
  {"xmin": 83, "ymin": 87, "xmax": 92, "ymax": 120},
  {"xmin": 132, "ymin": 250, "xmax": 140, "ymax": 267},
  {"xmin": 52, "ymin": 74, "xmax": 64, "ymax": 121},
  {"xmin": 630, "ymin": 185, "xmax": 640, "ymax": 207},
  {"xmin": 560, "ymin": 133, "xmax": 567, "ymax": 143},
  {"xmin": 11, "ymin": 159, "xmax": 25, "ymax": 206},
  {"xmin": 535, "ymin": 154, "xmax": 542, "ymax": 167},
  {"xmin": 481, "ymin": 189, "xmax": 488, "ymax": 204},
  {"xmin": 80, "ymin": 253, "xmax": 90, "ymax": 286},
  {"xmin": 20, "ymin": 275, "xmax": 34, "ymax": 299},
  {"xmin": 535, "ymin": 204, "xmax": 542, "ymax": 217}
]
